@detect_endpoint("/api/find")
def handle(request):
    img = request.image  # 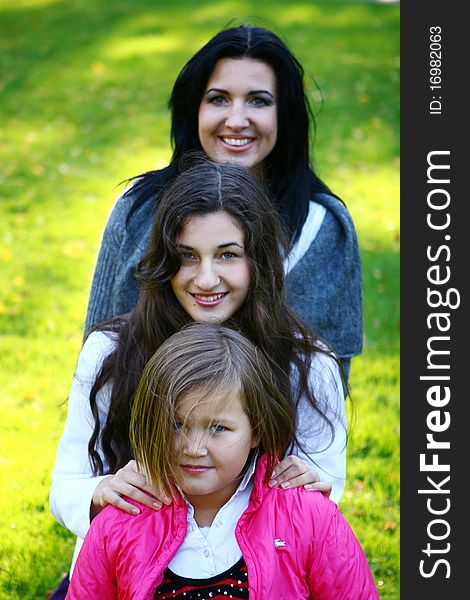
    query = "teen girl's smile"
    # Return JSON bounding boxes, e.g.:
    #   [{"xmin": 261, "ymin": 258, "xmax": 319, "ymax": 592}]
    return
[
  {"xmin": 170, "ymin": 211, "xmax": 251, "ymax": 323},
  {"xmin": 198, "ymin": 58, "xmax": 278, "ymax": 170}
]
